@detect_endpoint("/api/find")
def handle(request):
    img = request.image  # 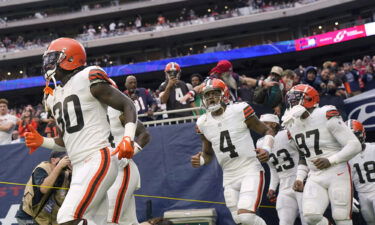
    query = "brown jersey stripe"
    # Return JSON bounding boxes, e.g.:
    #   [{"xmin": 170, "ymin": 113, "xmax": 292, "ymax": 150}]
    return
[
  {"xmin": 244, "ymin": 110, "xmax": 254, "ymax": 119},
  {"xmin": 112, "ymin": 165, "xmax": 130, "ymax": 223},
  {"xmin": 253, "ymin": 171, "xmax": 264, "ymax": 212},
  {"xmin": 326, "ymin": 110, "xmax": 340, "ymax": 119},
  {"xmin": 74, "ymin": 148, "xmax": 110, "ymax": 219}
]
